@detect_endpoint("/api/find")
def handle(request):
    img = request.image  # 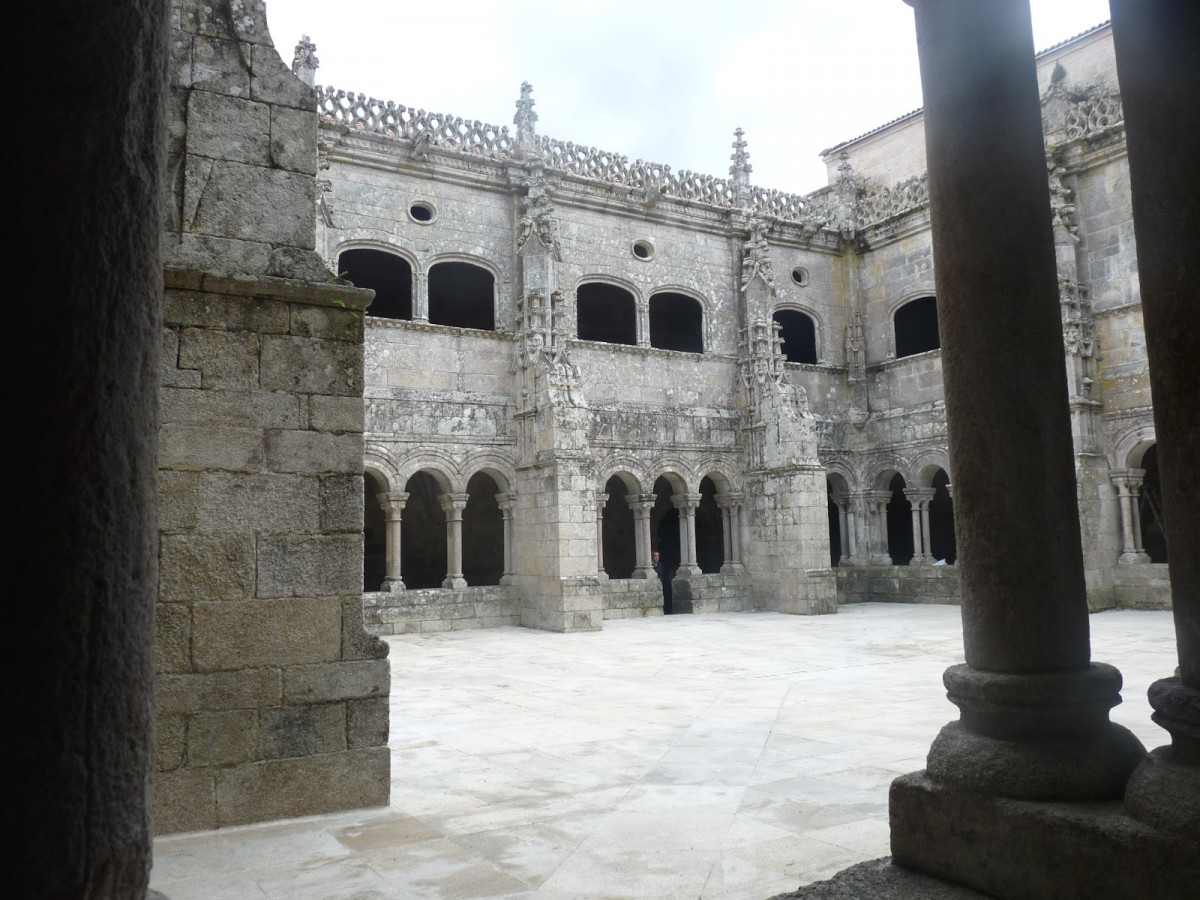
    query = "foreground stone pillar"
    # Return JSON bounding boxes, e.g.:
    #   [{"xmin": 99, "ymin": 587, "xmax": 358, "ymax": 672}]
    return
[
  {"xmin": 629, "ymin": 495, "xmax": 655, "ymax": 578},
  {"xmin": 378, "ymin": 491, "xmax": 408, "ymax": 591},
  {"xmin": 440, "ymin": 492, "xmax": 469, "ymax": 589},
  {"xmin": 890, "ymin": 2, "xmax": 1147, "ymax": 894},
  {"xmin": 1110, "ymin": 0, "xmax": 1200, "ymax": 841},
  {"xmin": 16, "ymin": 1, "xmax": 167, "ymax": 893}
]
